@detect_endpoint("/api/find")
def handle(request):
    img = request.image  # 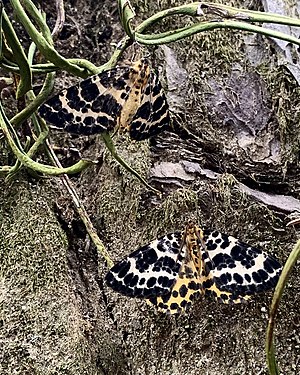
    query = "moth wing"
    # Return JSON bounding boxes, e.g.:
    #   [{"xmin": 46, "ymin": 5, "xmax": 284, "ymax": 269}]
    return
[
  {"xmin": 200, "ymin": 267, "xmax": 251, "ymax": 304},
  {"xmin": 147, "ymin": 244, "xmax": 203, "ymax": 314},
  {"xmin": 105, "ymin": 232, "xmax": 183, "ymax": 298},
  {"xmin": 202, "ymin": 229, "xmax": 282, "ymax": 303},
  {"xmin": 129, "ymin": 71, "xmax": 170, "ymax": 141},
  {"xmin": 39, "ymin": 67, "xmax": 131, "ymax": 135}
]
